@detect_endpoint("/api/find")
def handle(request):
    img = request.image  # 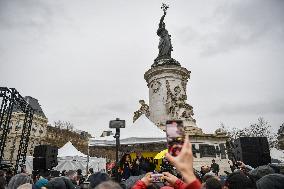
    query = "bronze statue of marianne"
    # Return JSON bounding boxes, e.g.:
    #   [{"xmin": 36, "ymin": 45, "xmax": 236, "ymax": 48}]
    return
[
  {"xmin": 153, "ymin": 4, "xmax": 180, "ymax": 67},
  {"xmin": 156, "ymin": 3, "xmax": 172, "ymax": 60}
]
